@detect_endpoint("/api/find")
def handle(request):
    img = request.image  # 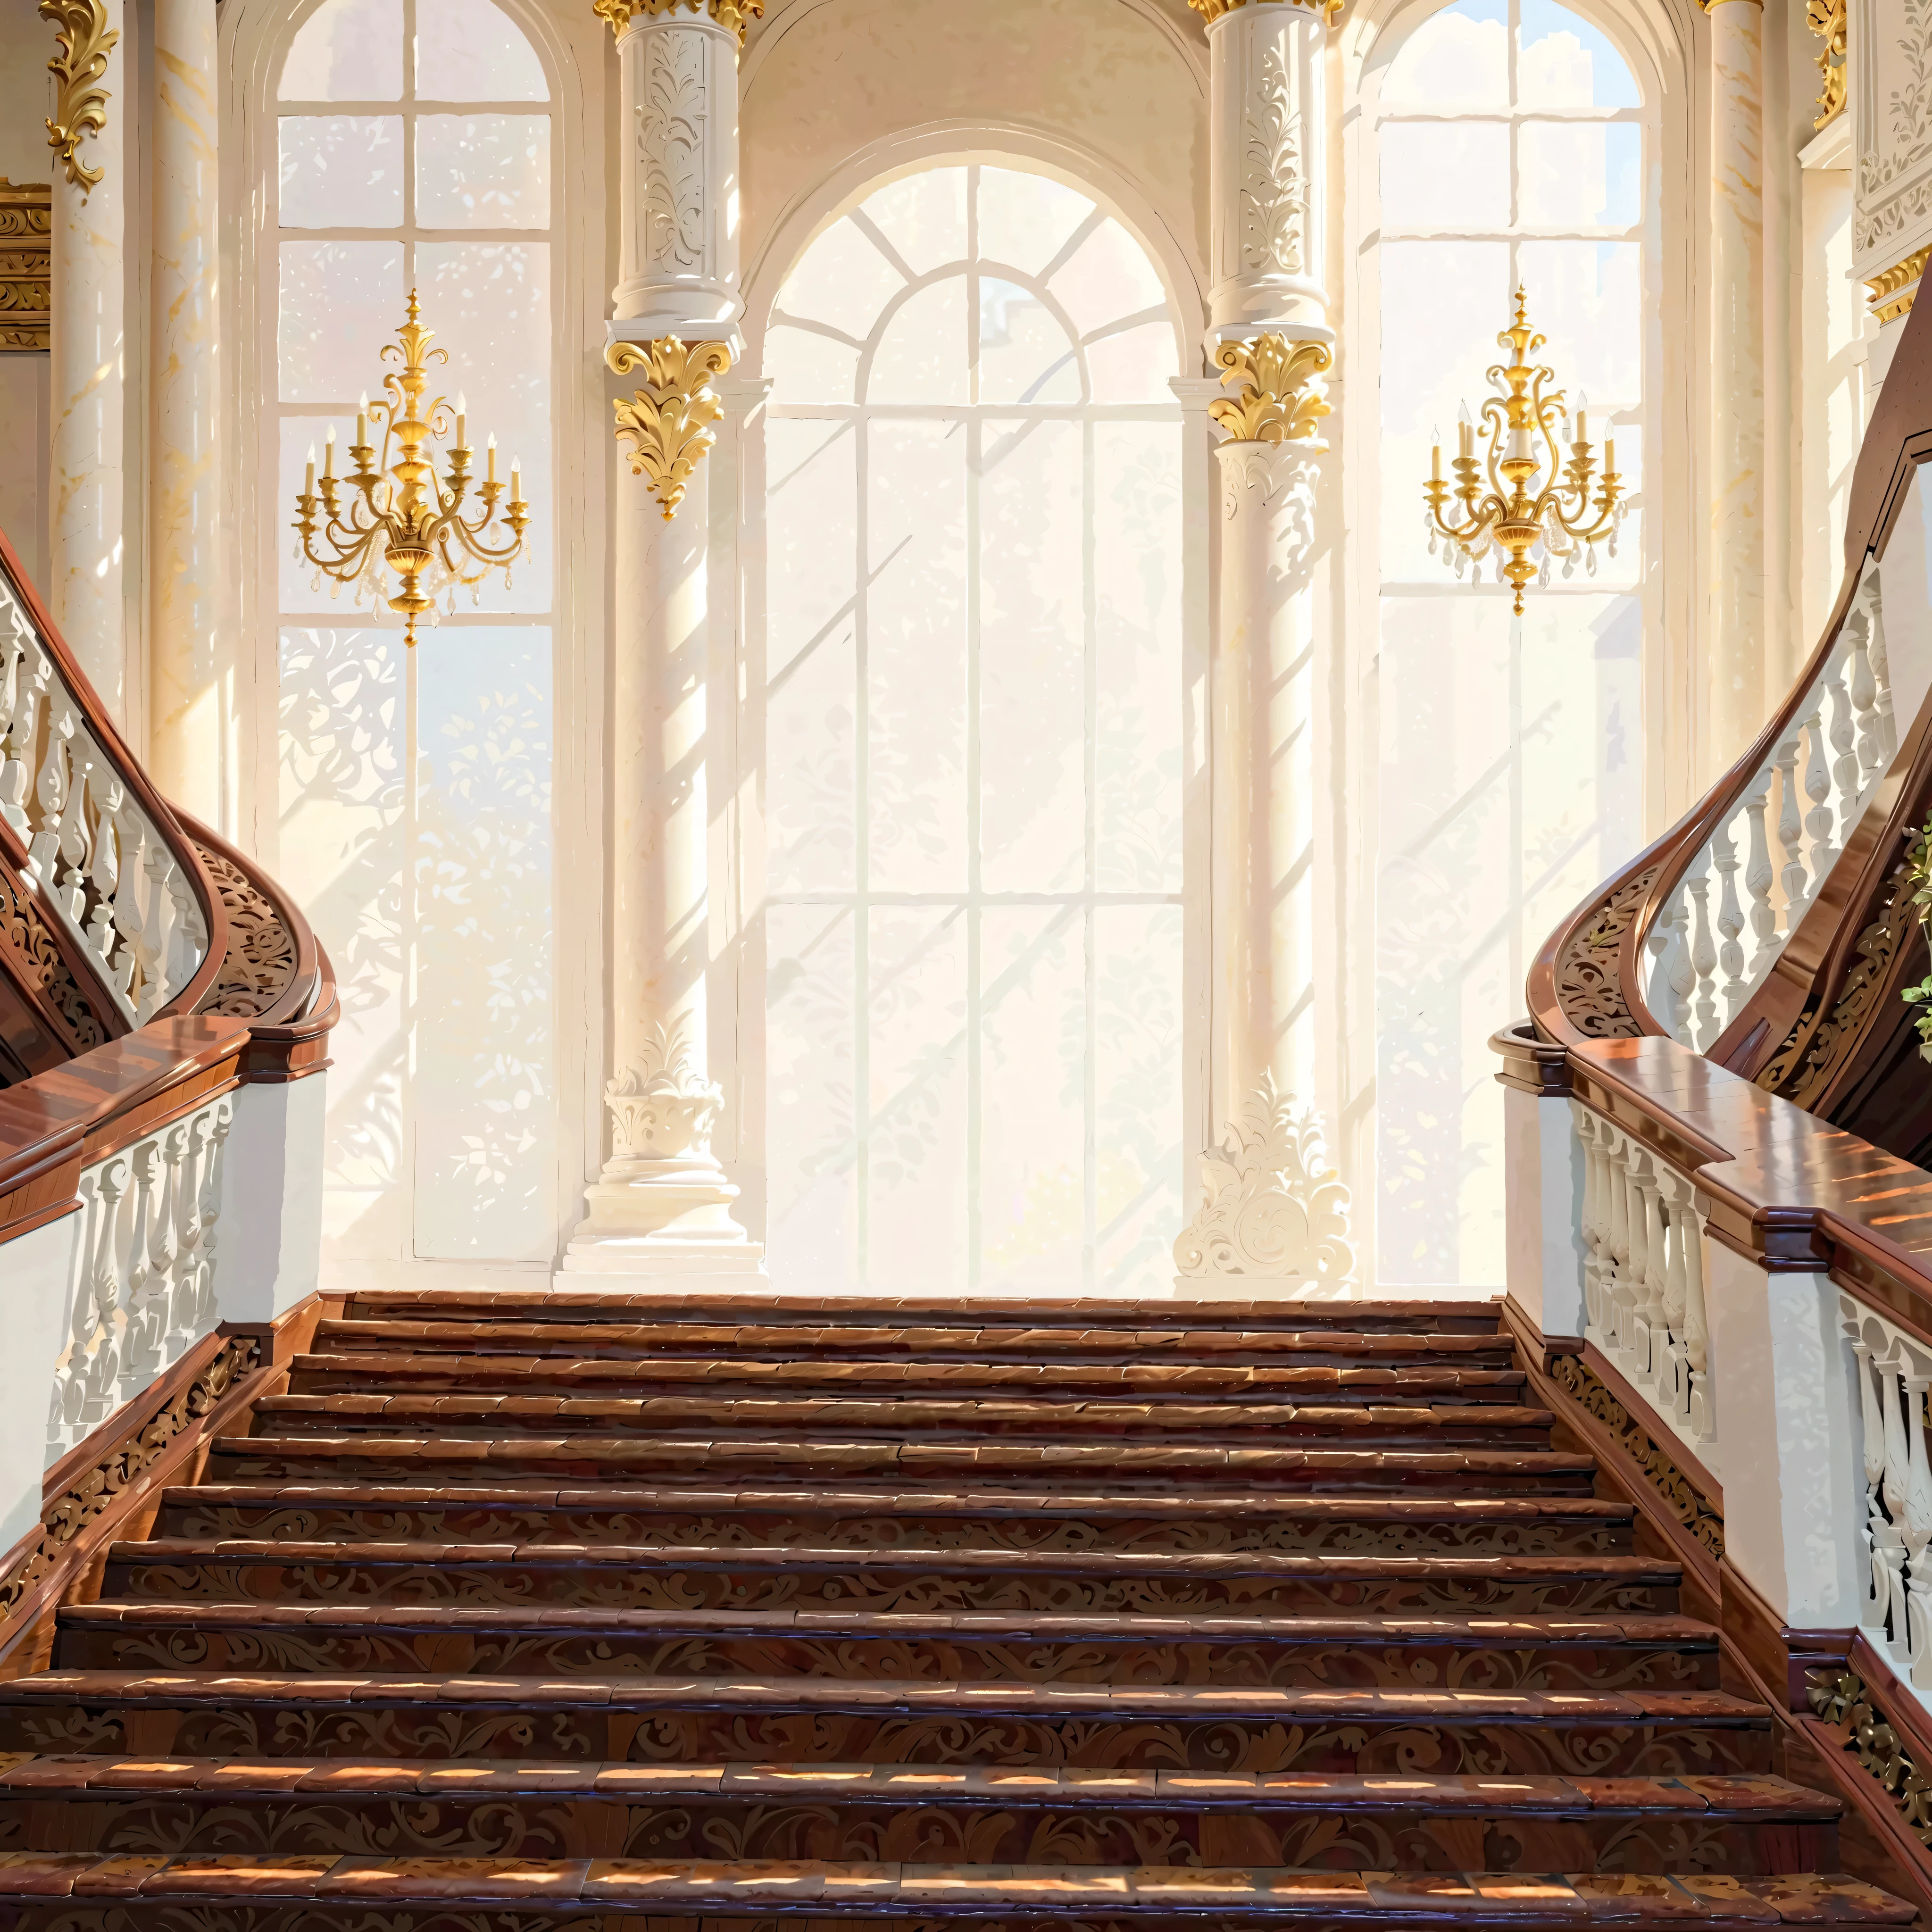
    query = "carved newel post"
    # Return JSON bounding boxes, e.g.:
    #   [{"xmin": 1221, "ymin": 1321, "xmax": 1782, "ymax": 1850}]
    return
[
  {"xmin": 1173, "ymin": 0, "xmax": 1355, "ymax": 1295},
  {"xmin": 562, "ymin": 0, "xmax": 766, "ymax": 1281}
]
